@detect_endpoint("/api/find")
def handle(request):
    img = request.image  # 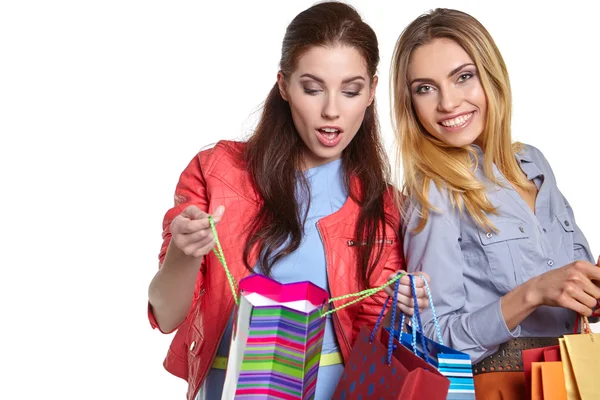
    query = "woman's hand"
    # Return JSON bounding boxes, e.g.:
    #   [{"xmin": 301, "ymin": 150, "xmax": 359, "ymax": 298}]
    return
[
  {"xmin": 170, "ymin": 205, "xmax": 225, "ymax": 258},
  {"xmin": 383, "ymin": 271, "xmax": 430, "ymax": 316}
]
